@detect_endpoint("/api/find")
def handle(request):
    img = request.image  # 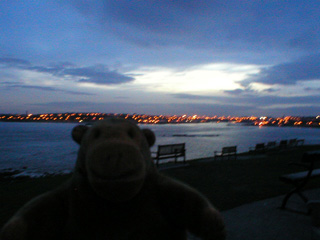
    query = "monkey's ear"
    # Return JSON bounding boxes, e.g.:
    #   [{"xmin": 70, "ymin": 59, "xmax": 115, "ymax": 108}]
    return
[
  {"xmin": 72, "ymin": 125, "xmax": 89, "ymax": 144},
  {"xmin": 142, "ymin": 129, "xmax": 156, "ymax": 147}
]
